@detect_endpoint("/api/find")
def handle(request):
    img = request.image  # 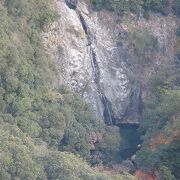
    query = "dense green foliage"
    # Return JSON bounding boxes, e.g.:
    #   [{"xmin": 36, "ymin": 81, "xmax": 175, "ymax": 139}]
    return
[
  {"xmin": 135, "ymin": 67, "xmax": 180, "ymax": 179},
  {"xmin": 1, "ymin": 0, "xmax": 179, "ymax": 179},
  {"xmin": 93, "ymin": 0, "xmax": 142, "ymax": 14},
  {"xmin": 91, "ymin": 0, "xmax": 179, "ymax": 17},
  {"xmin": 0, "ymin": 119, "xmax": 135, "ymax": 180},
  {"xmin": 0, "ymin": 0, "xmax": 121, "ymax": 161},
  {"xmin": 0, "ymin": 120, "xmax": 46, "ymax": 179},
  {"xmin": 0, "ymin": 0, "xmax": 127, "ymax": 179},
  {"xmin": 91, "ymin": 0, "xmax": 143, "ymax": 14},
  {"xmin": 172, "ymin": 0, "xmax": 180, "ymax": 17}
]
